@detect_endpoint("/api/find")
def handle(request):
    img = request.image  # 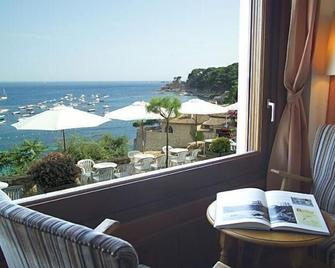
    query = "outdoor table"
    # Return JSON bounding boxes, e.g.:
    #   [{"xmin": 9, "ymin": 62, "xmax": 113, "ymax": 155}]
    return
[
  {"xmin": 0, "ymin": 182, "xmax": 9, "ymax": 190},
  {"xmin": 93, "ymin": 162, "xmax": 117, "ymax": 170},
  {"xmin": 133, "ymin": 153, "xmax": 155, "ymax": 162},
  {"xmin": 207, "ymin": 201, "xmax": 335, "ymax": 268},
  {"xmin": 93, "ymin": 162, "xmax": 117, "ymax": 181},
  {"xmin": 170, "ymin": 148, "xmax": 188, "ymax": 155}
]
